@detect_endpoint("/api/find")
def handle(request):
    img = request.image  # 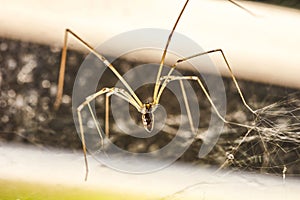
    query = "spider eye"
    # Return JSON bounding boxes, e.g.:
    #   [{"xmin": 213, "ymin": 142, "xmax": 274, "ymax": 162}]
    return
[{"xmin": 142, "ymin": 113, "xmax": 154, "ymax": 132}]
